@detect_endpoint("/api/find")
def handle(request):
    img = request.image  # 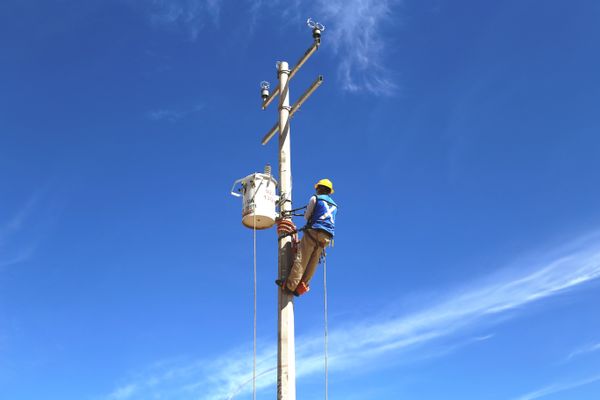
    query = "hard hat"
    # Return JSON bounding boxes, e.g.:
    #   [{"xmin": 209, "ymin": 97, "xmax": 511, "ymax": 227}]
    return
[{"xmin": 314, "ymin": 178, "xmax": 334, "ymax": 194}]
